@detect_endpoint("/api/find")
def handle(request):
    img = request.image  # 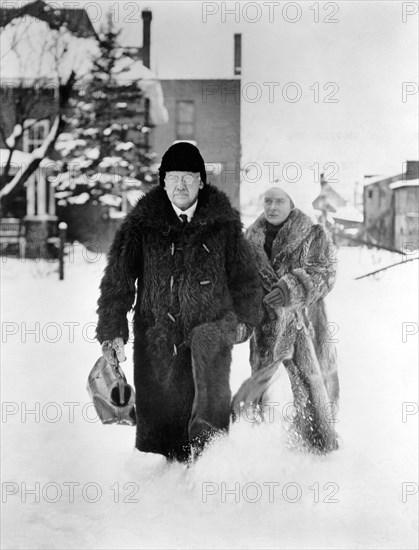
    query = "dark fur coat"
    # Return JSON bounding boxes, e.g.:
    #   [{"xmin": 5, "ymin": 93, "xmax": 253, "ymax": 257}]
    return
[
  {"xmin": 233, "ymin": 209, "xmax": 339, "ymax": 451},
  {"xmin": 96, "ymin": 184, "xmax": 262, "ymax": 460}
]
